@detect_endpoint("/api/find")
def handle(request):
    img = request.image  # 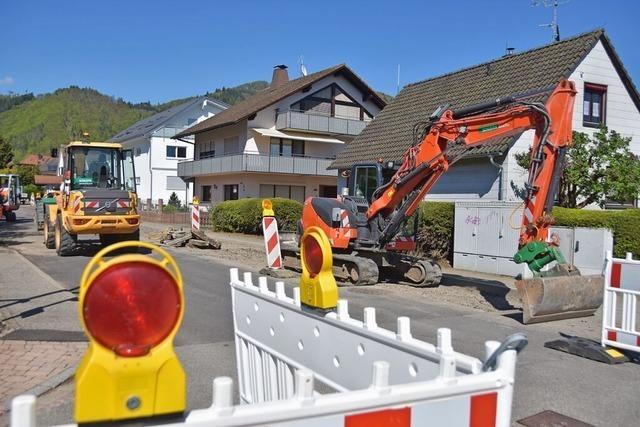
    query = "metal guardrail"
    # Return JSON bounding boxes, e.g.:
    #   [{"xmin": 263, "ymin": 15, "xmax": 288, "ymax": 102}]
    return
[
  {"xmin": 276, "ymin": 110, "xmax": 368, "ymax": 136},
  {"xmin": 177, "ymin": 153, "xmax": 337, "ymax": 178}
]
